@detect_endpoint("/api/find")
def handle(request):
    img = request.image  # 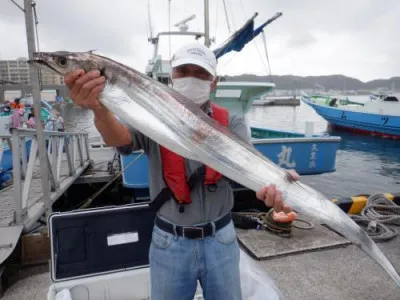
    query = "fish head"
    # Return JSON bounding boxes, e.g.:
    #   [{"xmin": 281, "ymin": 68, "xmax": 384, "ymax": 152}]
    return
[{"xmin": 28, "ymin": 51, "xmax": 102, "ymax": 75}]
